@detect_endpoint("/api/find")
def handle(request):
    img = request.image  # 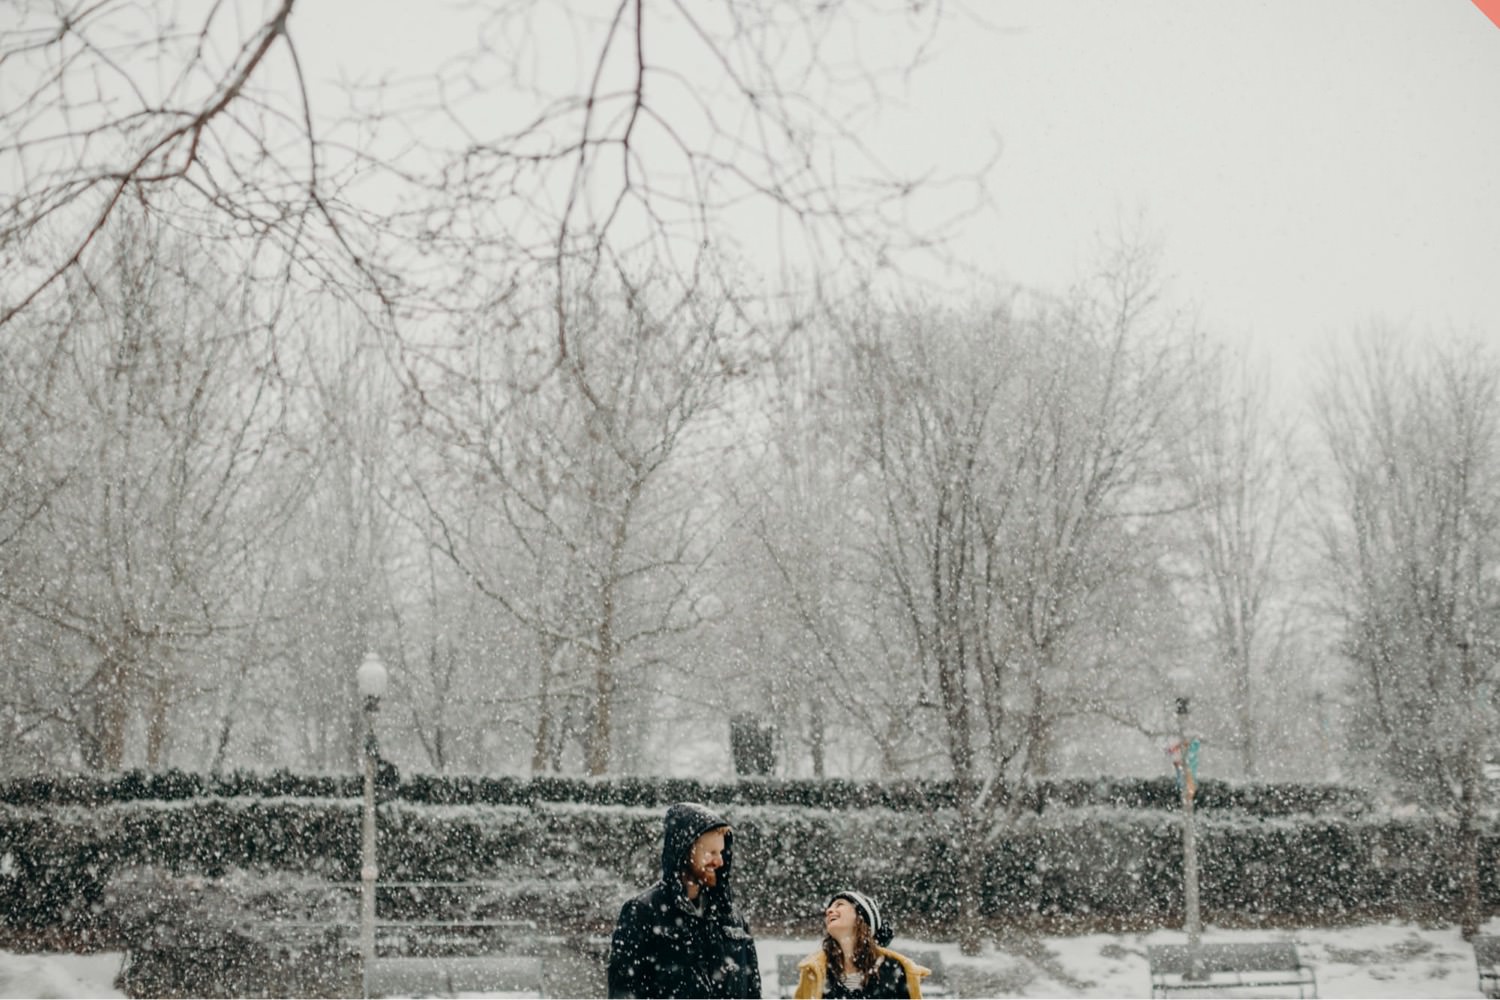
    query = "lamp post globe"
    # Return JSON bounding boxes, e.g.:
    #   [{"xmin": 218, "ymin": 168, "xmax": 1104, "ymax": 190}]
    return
[{"xmin": 357, "ymin": 651, "xmax": 388, "ymax": 701}]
